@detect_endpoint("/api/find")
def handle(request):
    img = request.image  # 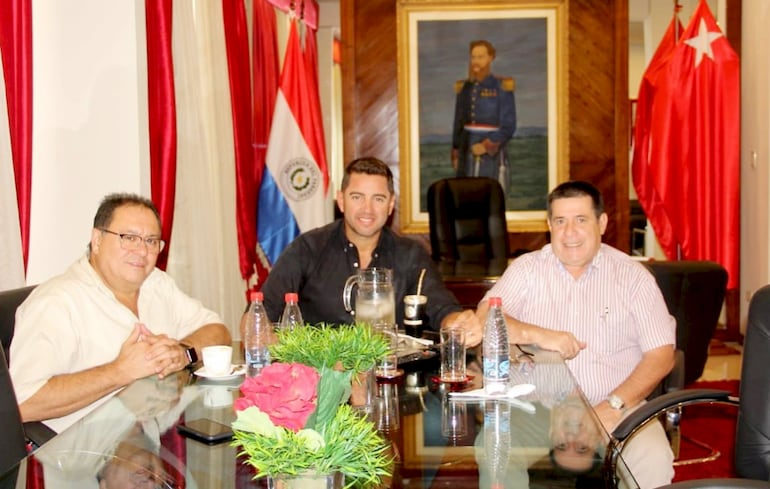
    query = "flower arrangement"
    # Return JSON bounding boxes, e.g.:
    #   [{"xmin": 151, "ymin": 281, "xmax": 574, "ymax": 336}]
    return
[{"xmin": 231, "ymin": 362, "xmax": 392, "ymax": 488}]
